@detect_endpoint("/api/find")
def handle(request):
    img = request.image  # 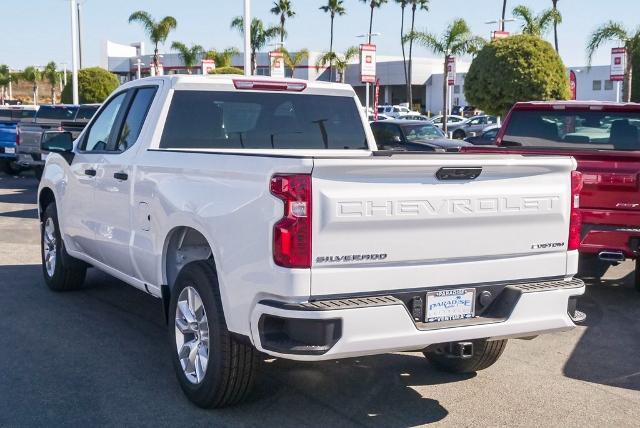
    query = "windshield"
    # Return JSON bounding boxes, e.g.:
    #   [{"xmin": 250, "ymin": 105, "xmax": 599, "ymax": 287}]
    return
[
  {"xmin": 37, "ymin": 106, "xmax": 78, "ymax": 121},
  {"xmin": 76, "ymin": 105, "xmax": 99, "ymax": 120},
  {"xmin": 160, "ymin": 91, "xmax": 368, "ymax": 150},
  {"xmin": 502, "ymin": 110, "xmax": 640, "ymax": 151},
  {"xmin": 403, "ymin": 124, "xmax": 444, "ymax": 141}
]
